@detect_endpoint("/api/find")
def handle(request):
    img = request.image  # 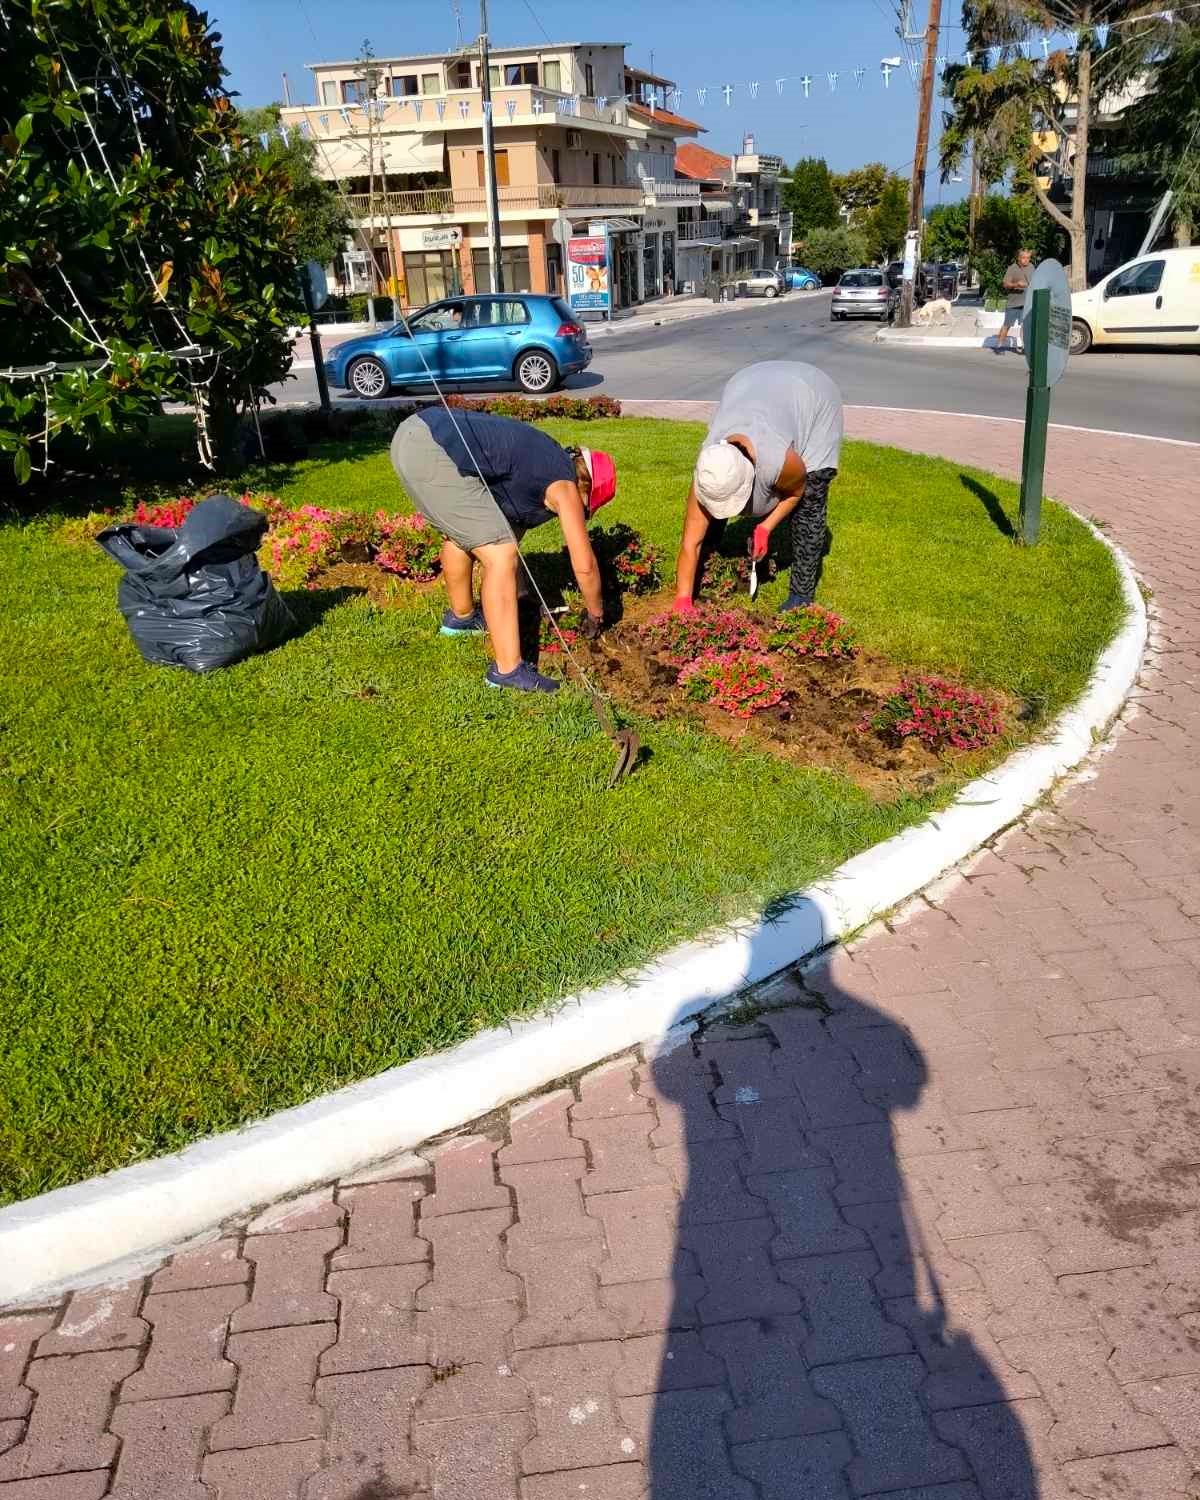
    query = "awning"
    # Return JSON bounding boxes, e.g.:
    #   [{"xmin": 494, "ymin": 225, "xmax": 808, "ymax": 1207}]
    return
[
  {"xmin": 315, "ymin": 131, "xmax": 445, "ymax": 178},
  {"xmin": 598, "ymin": 218, "xmax": 641, "ymax": 233},
  {"xmin": 677, "ymin": 237, "xmax": 722, "ymax": 249},
  {"xmin": 701, "ymin": 197, "xmax": 732, "ymax": 210}
]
